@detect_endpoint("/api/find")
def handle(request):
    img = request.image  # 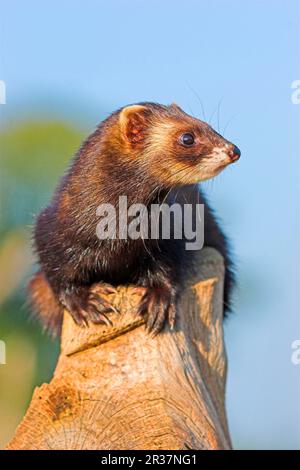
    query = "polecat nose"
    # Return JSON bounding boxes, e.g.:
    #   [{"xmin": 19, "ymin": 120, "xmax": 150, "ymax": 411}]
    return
[{"xmin": 228, "ymin": 145, "xmax": 241, "ymax": 162}]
